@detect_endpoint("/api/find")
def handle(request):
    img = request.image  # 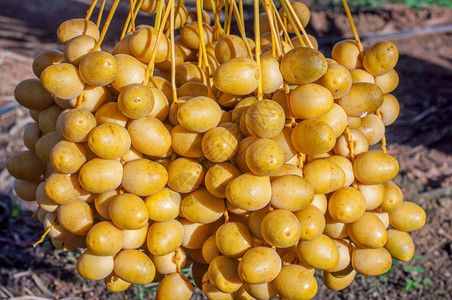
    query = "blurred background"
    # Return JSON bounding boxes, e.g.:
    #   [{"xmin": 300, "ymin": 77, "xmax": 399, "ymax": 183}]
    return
[{"xmin": 0, "ymin": 0, "xmax": 451, "ymax": 299}]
